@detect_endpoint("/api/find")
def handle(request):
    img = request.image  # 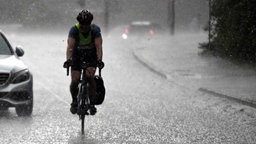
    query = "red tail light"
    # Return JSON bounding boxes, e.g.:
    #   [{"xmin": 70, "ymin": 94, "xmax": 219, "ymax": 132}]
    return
[
  {"xmin": 124, "ymin": 28, "xmax": 129, "ymax": 34},
  {"xmin": 149, "ymin": 29, "xmax": 154, "ymax": 35}
]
